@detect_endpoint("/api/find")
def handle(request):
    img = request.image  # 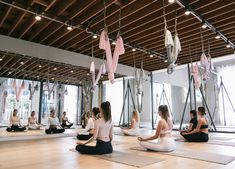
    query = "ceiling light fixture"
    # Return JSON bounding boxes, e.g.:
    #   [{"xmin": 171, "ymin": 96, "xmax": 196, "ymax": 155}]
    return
[
  {"xmin": 226, "ymin": 43, "xmax": 231, "ymax": 48},
  {"xmin": 70, "ymin": 70, "xmax": 74, "ymax": 73},
  {"xmin": 20, "ymin": 61, "xmax": 24, "ymax": 65},
  {"xmin": 201, "ymin": 22, "xmax": 207, "ymax": 29},
  {"xmin": 0, "ymin": 58, "xmax": 3, "ymax": 61},
  {"xmin": 35, "ymin": 15, "xmax": 42, "ymax": 21},
  {"xmin": 215, "ymin": 34, "xmax": 220, "ymax": 39},
  {"xmin": 112, "ymin": 41, "xmax": 116, "ymax": 45},
  {"xmin": 38, "ymin": 64, "xmax": 42, "ymax": 68},
  {"xmin": 184, "ymin": 8, "xmax": 190, "ymax": 15},
  {"xmin": 92, "ymin": 34, "xmax": 97, "ymax": 39},
  {"xmin": 164, "ymin": 60, "xmax": 168, "ymax": 63},
  {"xmin": 168, "ymin": 0, "xmax": 175, "ymax": 3},
  {"xmin": 150, "ymin": 54, "xmax": 153, "ymax": 58},
  {"xmin": 53, "ymin": 67, "xmax": 57, "ymax": 70},
  {"xmin": 8, "ymin": 71, "xmax": 12, "ymax": 74},
  {"xmin": 67, "ymin": 25, "xmax": 73, "ymax": 31},
  {"xmin": 132, "ymin": 48, "xmax": 136, "ymax": 52}
]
